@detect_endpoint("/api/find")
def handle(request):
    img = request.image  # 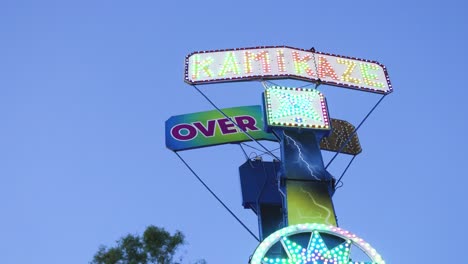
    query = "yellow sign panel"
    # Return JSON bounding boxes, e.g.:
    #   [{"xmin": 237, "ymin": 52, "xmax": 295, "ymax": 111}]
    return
[{"xmin": 286, "ymin": 180, "xmax": 337, "ymax": 226}]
